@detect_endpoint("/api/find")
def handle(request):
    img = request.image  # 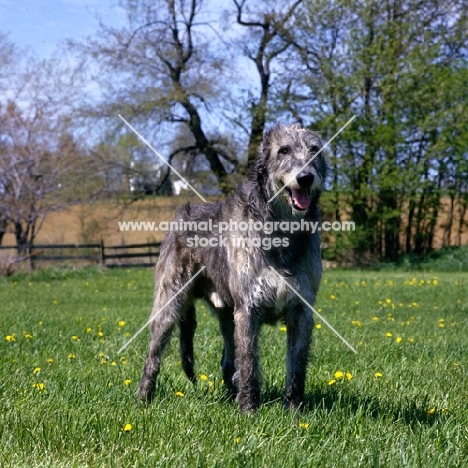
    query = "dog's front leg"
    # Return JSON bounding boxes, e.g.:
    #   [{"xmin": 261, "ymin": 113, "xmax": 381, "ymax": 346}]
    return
[
  {"xmin": 233, "ymin": 307, "xmax": 261, "ymax": 412},
  {"xmin": 284, "ymin": 306, "xmax": 314, "ymax": 410}
]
